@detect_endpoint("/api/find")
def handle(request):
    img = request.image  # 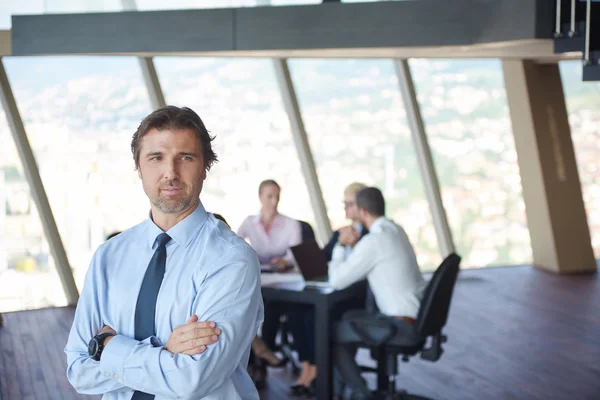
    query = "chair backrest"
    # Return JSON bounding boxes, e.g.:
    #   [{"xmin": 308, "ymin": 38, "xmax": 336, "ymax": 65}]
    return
[
  {"xmin": 415, "ymin": 253, "xmax": 461, "ymax": 338},
  {"xmin": 298, "ymin": 220, "xmax": 316, "ymax": 242}
]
